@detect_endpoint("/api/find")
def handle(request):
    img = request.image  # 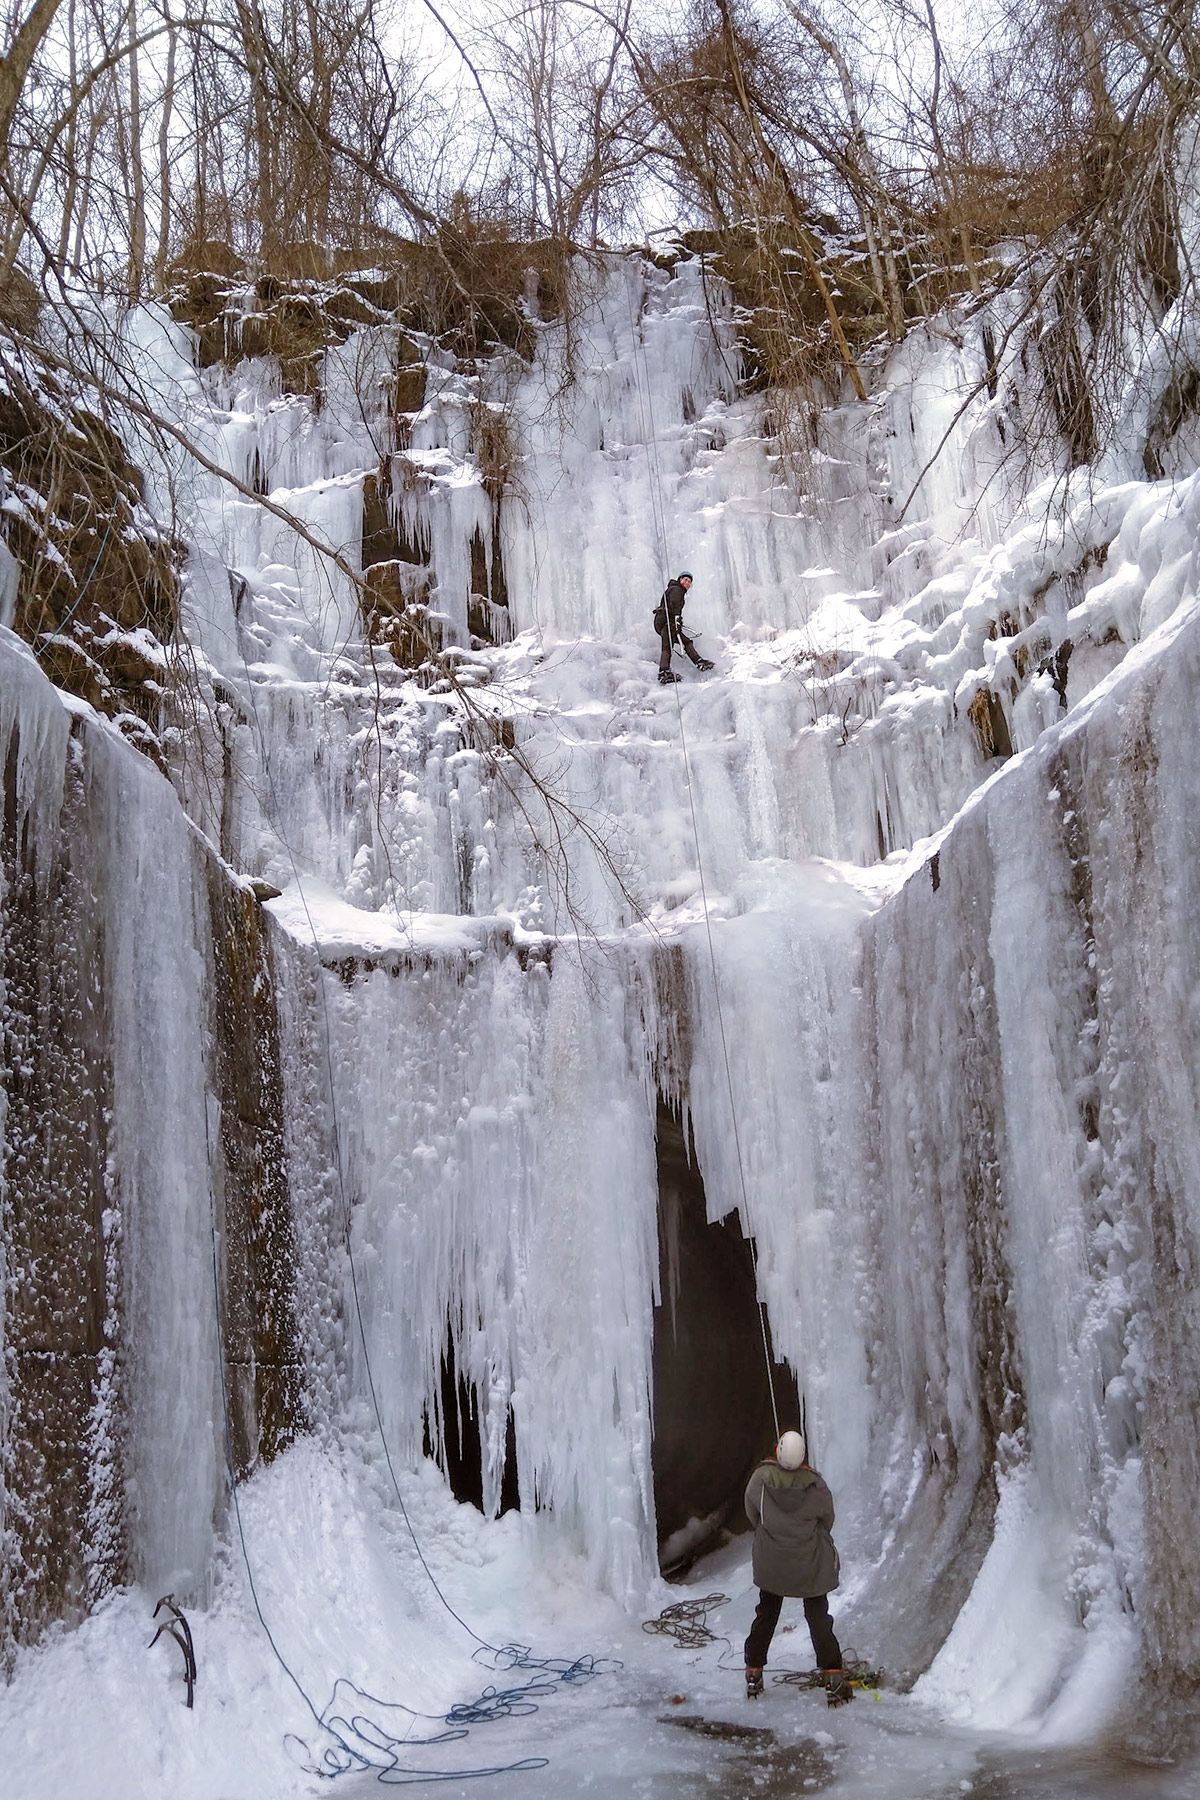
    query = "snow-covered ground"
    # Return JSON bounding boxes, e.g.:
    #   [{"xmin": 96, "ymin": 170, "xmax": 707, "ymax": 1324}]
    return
[
  {"xmin": 4, "ymin": 244, "xmax": 1200, "ymax": 1792},
  {"xmin": 4, "ymin": 1435, "xmax": 1196, "ymax": 1799}
]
